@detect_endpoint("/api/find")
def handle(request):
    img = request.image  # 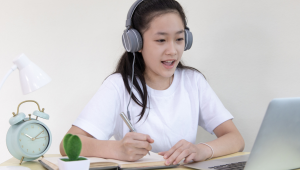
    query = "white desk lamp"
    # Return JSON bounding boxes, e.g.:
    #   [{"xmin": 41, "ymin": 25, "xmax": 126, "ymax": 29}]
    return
[
  {"xmin": 0, "ymin": 53, "xmax": 51, "ymax": 170},
  {"xmin": 0, "ymin": 53, "xmax": 51, "ymax": 94}
]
